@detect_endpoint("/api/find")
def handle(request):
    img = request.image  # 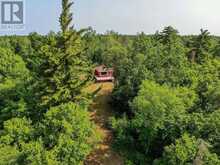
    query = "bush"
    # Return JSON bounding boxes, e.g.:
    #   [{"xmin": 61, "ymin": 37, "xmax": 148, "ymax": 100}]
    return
[{"xmin": 155, "ymin": 134, "xmax": 220, "ymax": 165}]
